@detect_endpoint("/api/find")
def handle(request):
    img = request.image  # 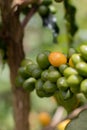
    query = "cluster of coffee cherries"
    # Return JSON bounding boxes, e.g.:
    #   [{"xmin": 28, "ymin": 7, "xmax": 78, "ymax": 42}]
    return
[
  {"xmin": 38, "ymin": 0, "xmax": 60, "ymax": 43},
  {"xmin": 16, "ymin": 50, "xmax": 67, "ymax": 98},
  {"xmin": 16, "ymin": 44, "xmax": 87, "ymax": 103}
]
